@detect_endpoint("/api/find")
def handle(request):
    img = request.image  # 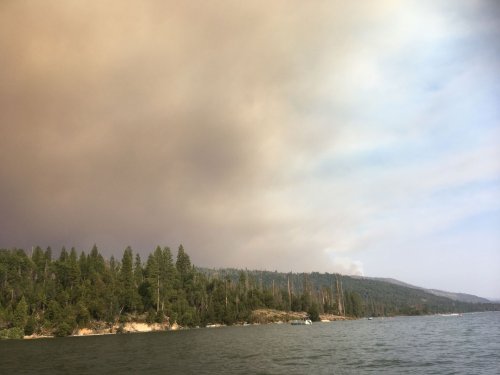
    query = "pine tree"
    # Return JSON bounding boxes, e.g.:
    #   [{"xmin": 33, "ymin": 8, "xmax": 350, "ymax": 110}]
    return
[
  {"xmin": 133, "ymin": 253, "xmax": 143, "ymax": 287},
  {"xmin": 176, "ymin": 244, "xmax": 192, "ymax": 288},
  {"xmin": 119, "ymin": 246, "xmax": 139, "ymax": 313},
  {"xmin": 145, "ymin": 253, "xmax": 160, "ymax": 312},
  {"xmin": 13, "ymin": 296, "xmax": 28, "ymax": 331},
  {"xmin": 68, "ymin": 248, "xmax": 80, "ymax": 290}
]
